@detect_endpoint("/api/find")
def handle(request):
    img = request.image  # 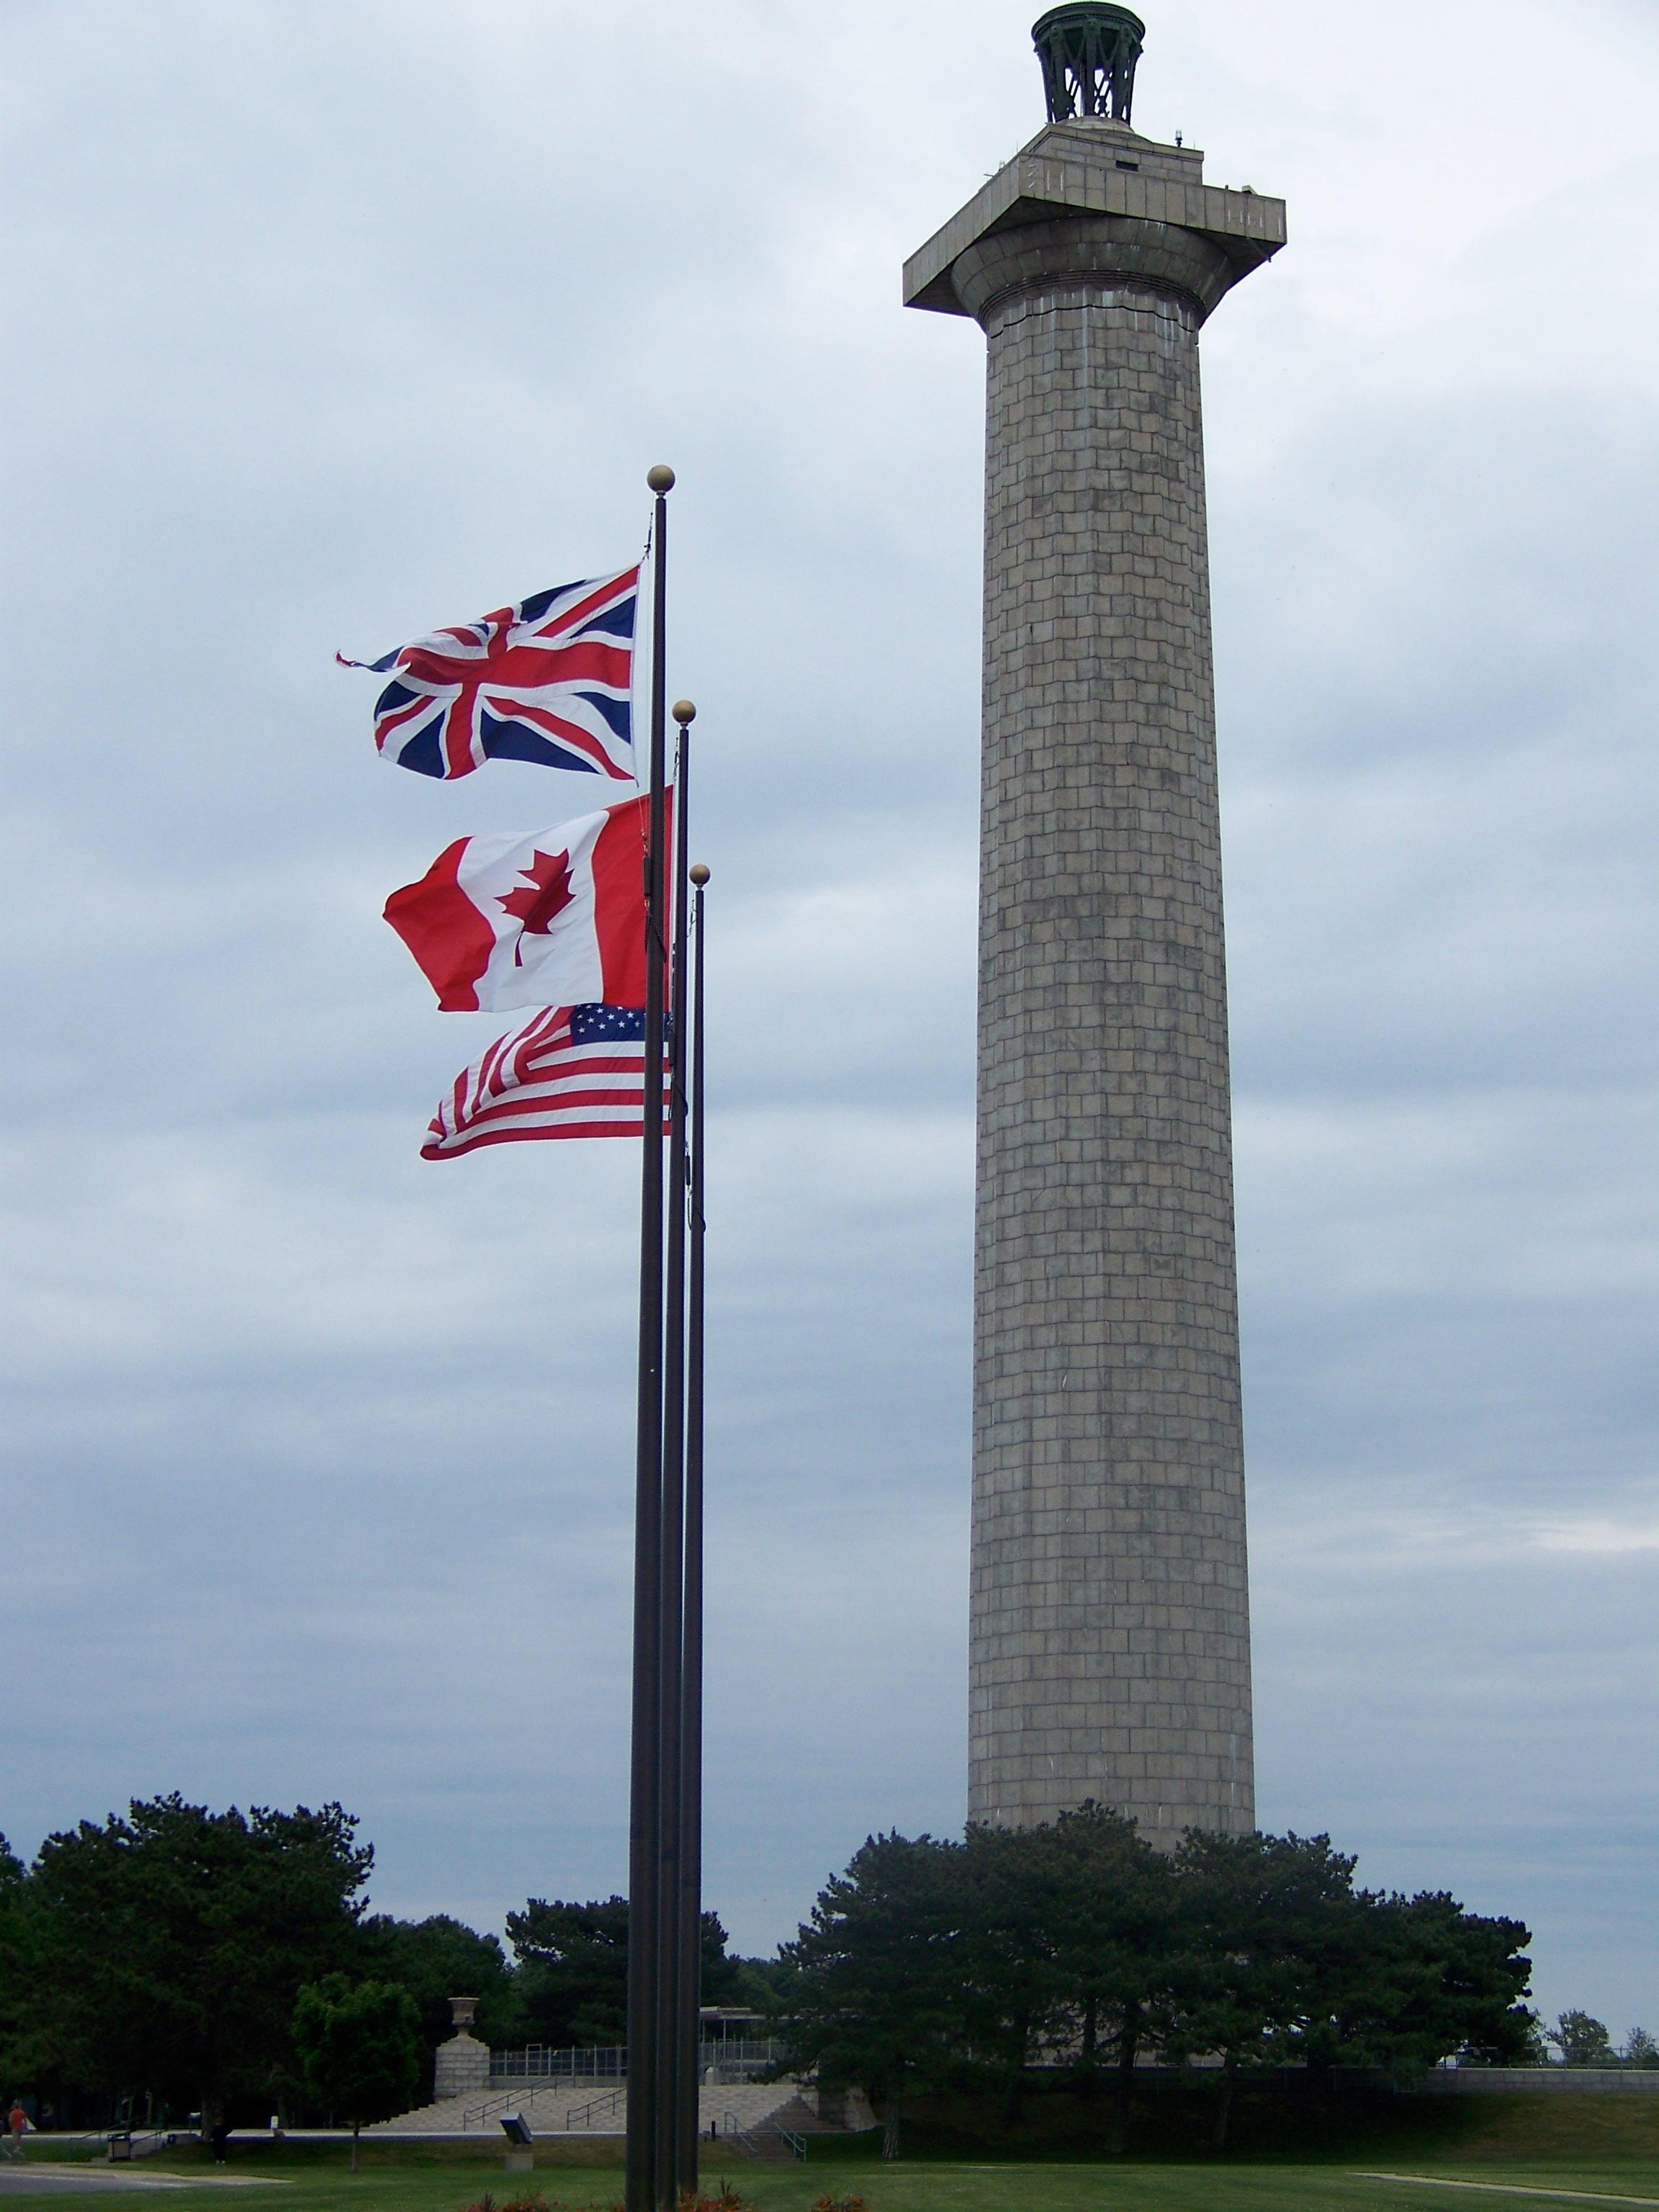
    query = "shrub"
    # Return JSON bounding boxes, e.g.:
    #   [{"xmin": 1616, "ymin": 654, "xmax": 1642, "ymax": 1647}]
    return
[{"xmin": 464, "ymin": 2196, "xmax": 626, "ymax": 2212}]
